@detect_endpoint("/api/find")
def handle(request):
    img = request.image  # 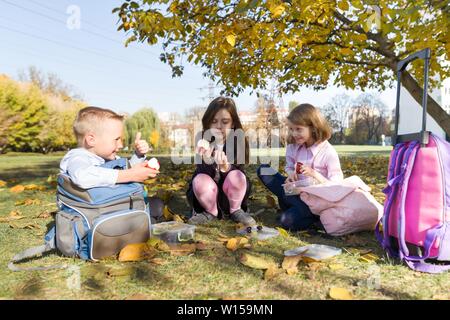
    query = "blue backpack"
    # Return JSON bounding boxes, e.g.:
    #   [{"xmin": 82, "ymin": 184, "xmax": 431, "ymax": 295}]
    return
[{"xmin": 8, "ymin": 158, "xmax": 152, "ymax": 271}]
